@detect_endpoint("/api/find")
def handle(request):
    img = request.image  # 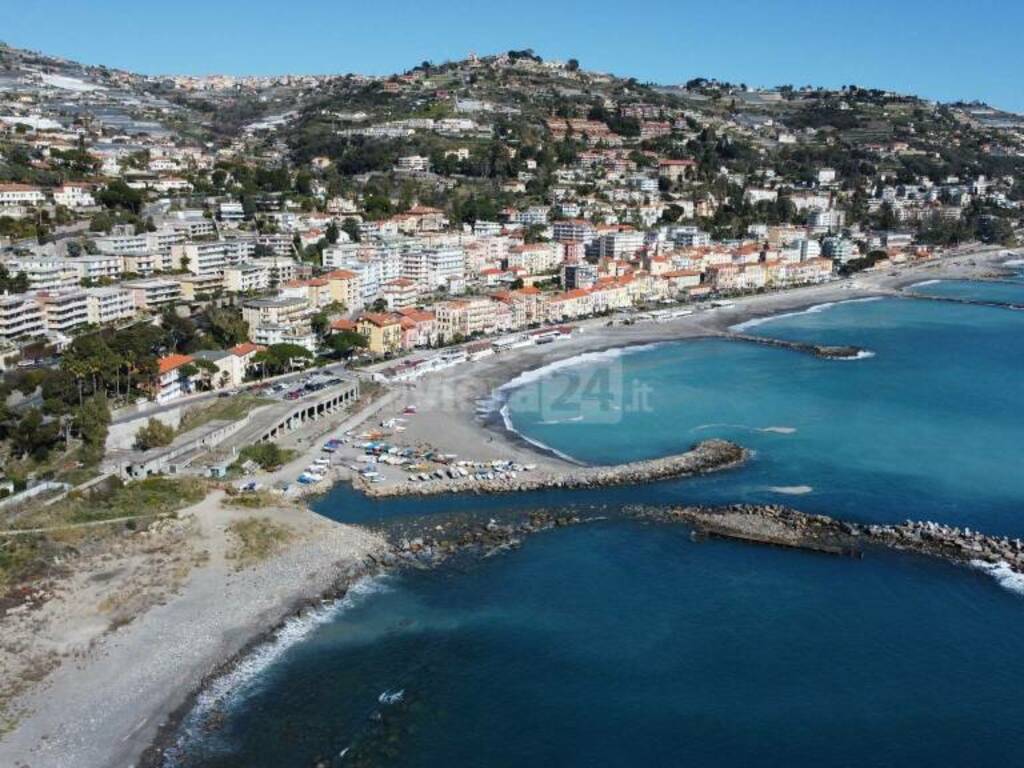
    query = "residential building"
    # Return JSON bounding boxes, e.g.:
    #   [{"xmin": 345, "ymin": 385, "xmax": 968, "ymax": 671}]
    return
[
  {"xmin": 242, "ymin": 296, "xmax": 309, "ymax": 332},
  {"xmin": 0, "ymin": 183, "xmax": 46, "ymax": 207},
  {"xmin": 176, "ymin": 273, "xmax": 225, "ymax": 301},
  {"xmin": 34, "ymin": 290, "xmax": 90, "ymax": 333},
  {"xmin": 84, "ymin": 286, "xmax": 135, "ymax": 325},
  {"xmin": 0, "ymin": 294, "xmax": 45, "ymax": 340},
  {"xmin": 224, "ymin": 263, "xmax": 270, "ymax": 293},
  {"xmin": 356, "ymin": 313, "xmax": 403, "ymax": 355},
  {"xmin": 124, "ymin": 278, "xmax": 182, "ymax": 310},
  {"xmin": 154, "ymin": 353, "xmax": 196, "ymax": 404}
]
